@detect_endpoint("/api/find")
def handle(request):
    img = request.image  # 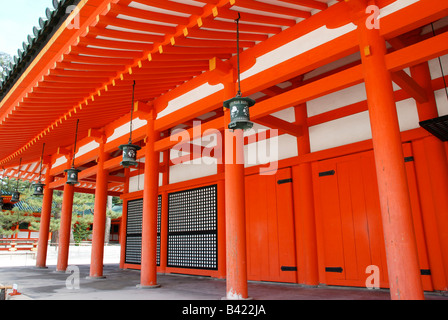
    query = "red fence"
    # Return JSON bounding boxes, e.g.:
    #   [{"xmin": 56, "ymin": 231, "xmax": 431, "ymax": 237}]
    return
[{"xmin": 0, "ymin": 239, "xmax": 38, "ymax": 251}]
